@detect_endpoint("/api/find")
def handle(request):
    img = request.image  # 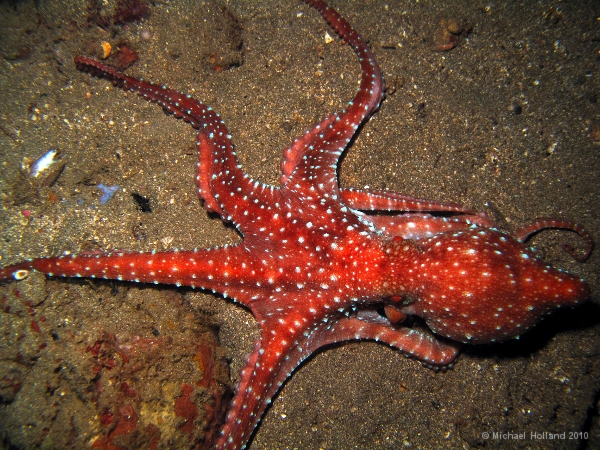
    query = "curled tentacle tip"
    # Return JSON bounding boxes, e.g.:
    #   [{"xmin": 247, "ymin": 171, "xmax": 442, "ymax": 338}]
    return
[{"xmin": 561, "ymin": 242, "xmax": 593, "ymax": 263}]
